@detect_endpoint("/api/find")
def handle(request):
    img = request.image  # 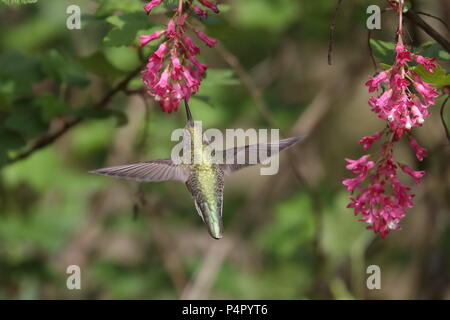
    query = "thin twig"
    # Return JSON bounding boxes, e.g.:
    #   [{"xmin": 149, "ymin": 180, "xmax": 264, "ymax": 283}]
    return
[
  {"xmin": 328, "ymin": 0, "xmax": 345, "ymax": 65},
  {"xmin": 367, "ymin": 30, "xmax": 379, "ymax": 72},
  {"xmin": 215, "ymin": 43, "xmax": 278, "ymax": 128},
  {"xmin": 440, "ymin": 95, "xmax": 450, "ymax": 144}
]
